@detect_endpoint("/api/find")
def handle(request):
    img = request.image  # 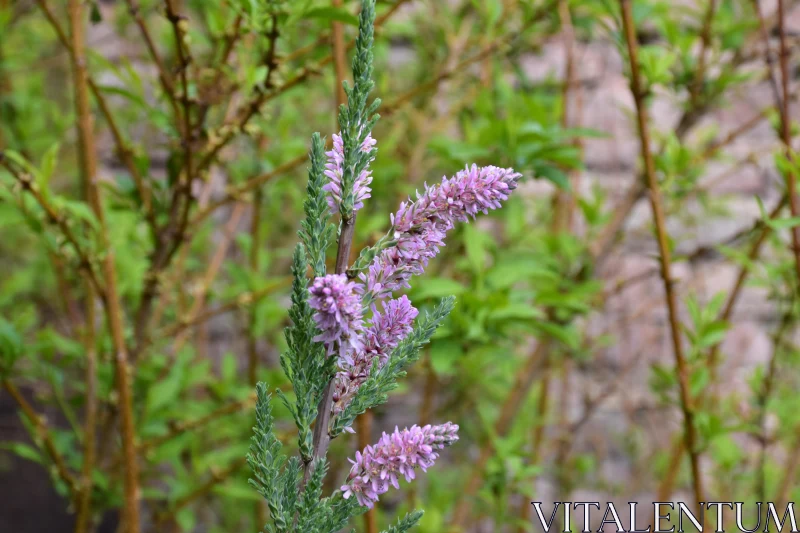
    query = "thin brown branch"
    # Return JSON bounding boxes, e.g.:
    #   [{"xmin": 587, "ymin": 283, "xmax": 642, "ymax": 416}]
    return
[
  {"xmin": 688, "ymin": 0, "xmax": 718, "ymax": 107},
  {"xmin": 74, "ymin": 281, "xmax": 97, "ymax": 533},
  {"xmin": 0, "ymin": 157, "xmax": 107, "ymax": 303},
  {"xmin": 752, "ymin": 0, "xmax": 785, "ymax": 111},
  {"xmin": 657, "ymin": 193, "xmax": 787, "ymax": 502},
  {"xmin": 130, "ymin": 0, "xmax": 198, "ymax": 363},
  {"xmin": 70, "ymin": 2, "xmax": 99, "ymax": 528},
  {"xmin": 619, "ymin": 0, "xmax": 704, "ymax": 510},
  {"xmin": 67, "ymin": 2, "xmax": 141, "ymax": 528},
  {"xmin": 552, "ymin": 0, "xmax": 578, "ymax": 230},
  {"xmin": 2, "ymin": 379, "xmax": 78, "ymax": 495},
  {"xmin": 196, "ymin": 14, "xmax": 243, "ymax": 128},
  {"xmin": 191, "ymin": 146, "xmax": 308, "ymax": 226},
  {"xmin": 304, "ymin": 212, "xmax": 358, "ymax": 487},
  {"xmin": 124, "ymin": 0, "xmax": 179, "ymax": 116},
  {"xmin": 34, "ymin": 0, "xmax": 155, "ymax": 230},
  {"xmin": 776, "ymin": 0, "xmax": 800, "ymax": 287}
]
